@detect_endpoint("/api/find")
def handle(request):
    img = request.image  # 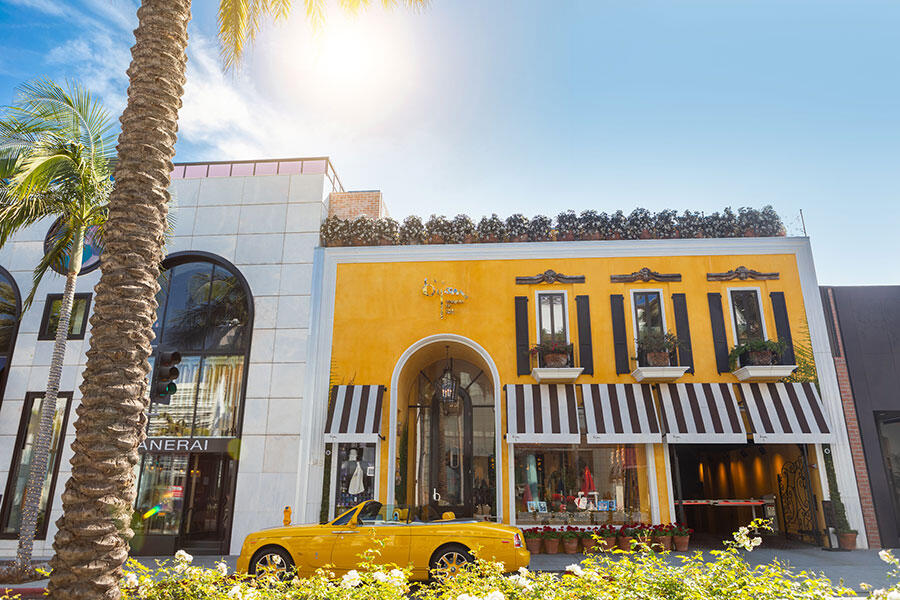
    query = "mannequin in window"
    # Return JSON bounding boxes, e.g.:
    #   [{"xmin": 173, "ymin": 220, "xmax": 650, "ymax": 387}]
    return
[{"xmin": 340, "ymin": 447, "xmax": 370, "ymax": 506}]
